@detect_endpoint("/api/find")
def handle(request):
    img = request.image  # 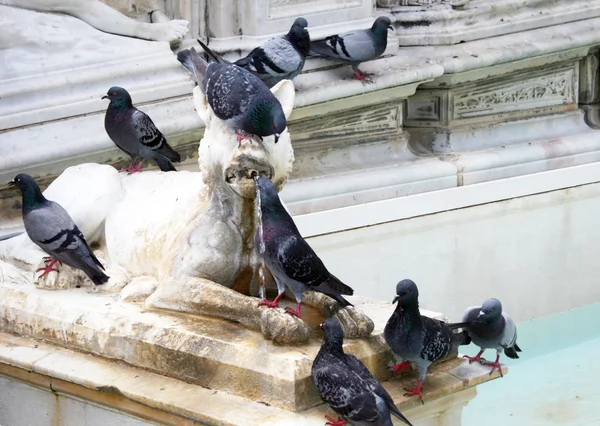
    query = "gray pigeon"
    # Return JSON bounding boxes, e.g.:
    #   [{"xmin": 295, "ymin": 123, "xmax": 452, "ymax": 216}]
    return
[
  {"xmin": 312, "ymin": 318, "xmax": 413, "ymax": 426},
  {"xmin": 235, "ymin": 17, "xmax": 310, "ymax": 88},
  {"xmin": 9, "ymin": 174, "xmax": 109, "ymax": 286},
  {"xmin": 177, "ymin": 40, "xmax": 287, "ymax": 144},
  {"xmin": 384, "ymin": 279, "xmax": 470, "ymax": 404},
  {"xmin": 103, "ymin": 87, "xmax": 181, "ymax": 173},
  {"xmin": 451, "ymin": 298, "xmax": 521, "ymax": 377},
  {"xmin": 254, "ymin": 175, "xmax": 353, "ymax": 318},
  {"xmin": 310, "ymin": 16, "xmax": 393, "ymax": 83}
]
